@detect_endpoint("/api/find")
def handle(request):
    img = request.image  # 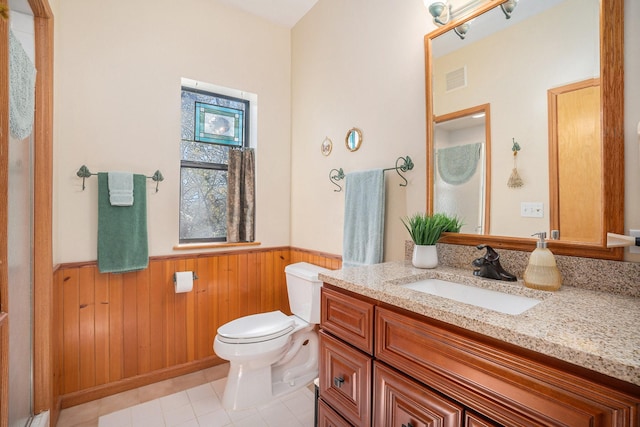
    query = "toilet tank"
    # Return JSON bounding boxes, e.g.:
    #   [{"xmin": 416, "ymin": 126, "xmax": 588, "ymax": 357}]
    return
[{"xmin": 284, "ymin": 262, "xmax": 330, "ymax": 324}]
